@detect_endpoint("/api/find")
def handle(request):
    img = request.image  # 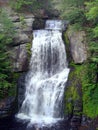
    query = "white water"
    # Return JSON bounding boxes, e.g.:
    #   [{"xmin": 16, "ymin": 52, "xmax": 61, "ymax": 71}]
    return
[{"xmin": 17, "ymin": 20, "xmax": 70, "ymax": 125}]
